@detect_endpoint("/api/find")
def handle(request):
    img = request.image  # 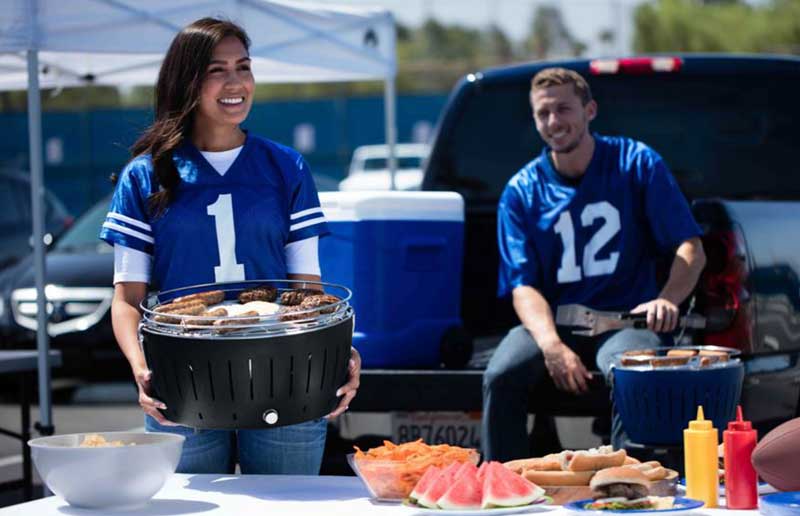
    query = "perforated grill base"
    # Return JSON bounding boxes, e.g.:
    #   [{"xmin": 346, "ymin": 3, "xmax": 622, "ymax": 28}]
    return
[
  {"xmin": 142, "ymin": 316, "xmax": 353, "ymax": 429},
  {"xmin": 613, "ymin": 363, "xmax": 744, "ymax": 445}
]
